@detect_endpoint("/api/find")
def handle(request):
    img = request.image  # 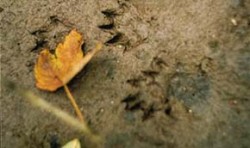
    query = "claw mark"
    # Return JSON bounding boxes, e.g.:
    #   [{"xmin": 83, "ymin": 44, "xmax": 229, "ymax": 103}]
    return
[
  {"xmin": 151, "ymin": 56, "xmax": 167, "ymax": 69},
  {"xmin": 101, "ymin": 9, "xmax": 119, "ymax": 18},
  {"xmin": 31, "ymin": 29, "xmax": 47, "ymax": 36},
  {"xmin": 141, "ymin": 70, "xmax": 159, "ymax": 77},
  {"xmin": 105, "ymin": 33, "xmax": 123, "ymax": 44},
  {"xmin": 122, "ymin": 93, "xmax": 144, "ymax": 111},
  {"xmin": 98, "ymin": 22, "xmax": 115, "ymax": 30},
  {"xmin": 31, "ymin": 39, "xmax": 47, "ymax": 52},
  {"xmin": 126, "ymin": 76, "xmax": 146, "ymax": 87}
]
